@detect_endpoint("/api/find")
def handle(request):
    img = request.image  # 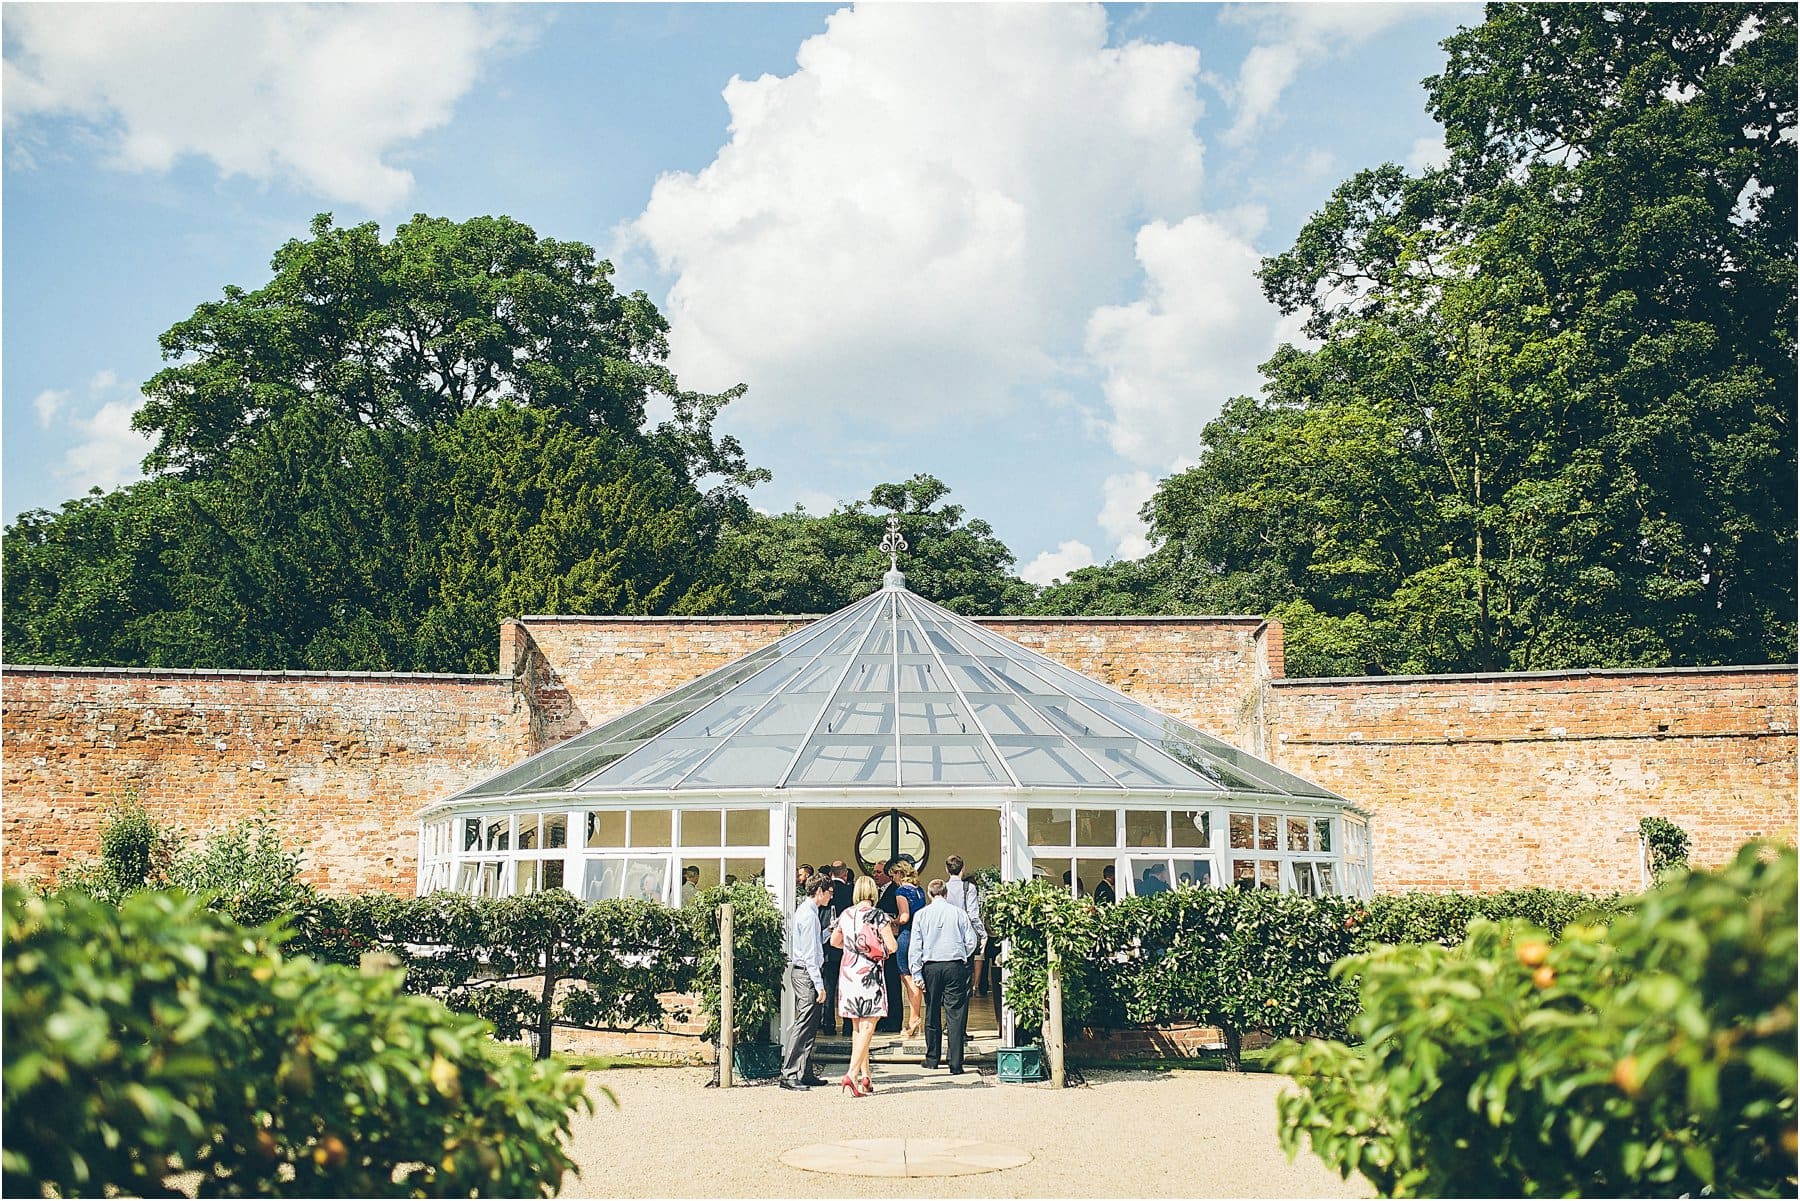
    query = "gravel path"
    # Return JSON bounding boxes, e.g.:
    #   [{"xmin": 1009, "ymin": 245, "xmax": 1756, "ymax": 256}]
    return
[{"xmin": 560, "ymin": 1062, "xmax": 1371, "ymax": 1198}]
